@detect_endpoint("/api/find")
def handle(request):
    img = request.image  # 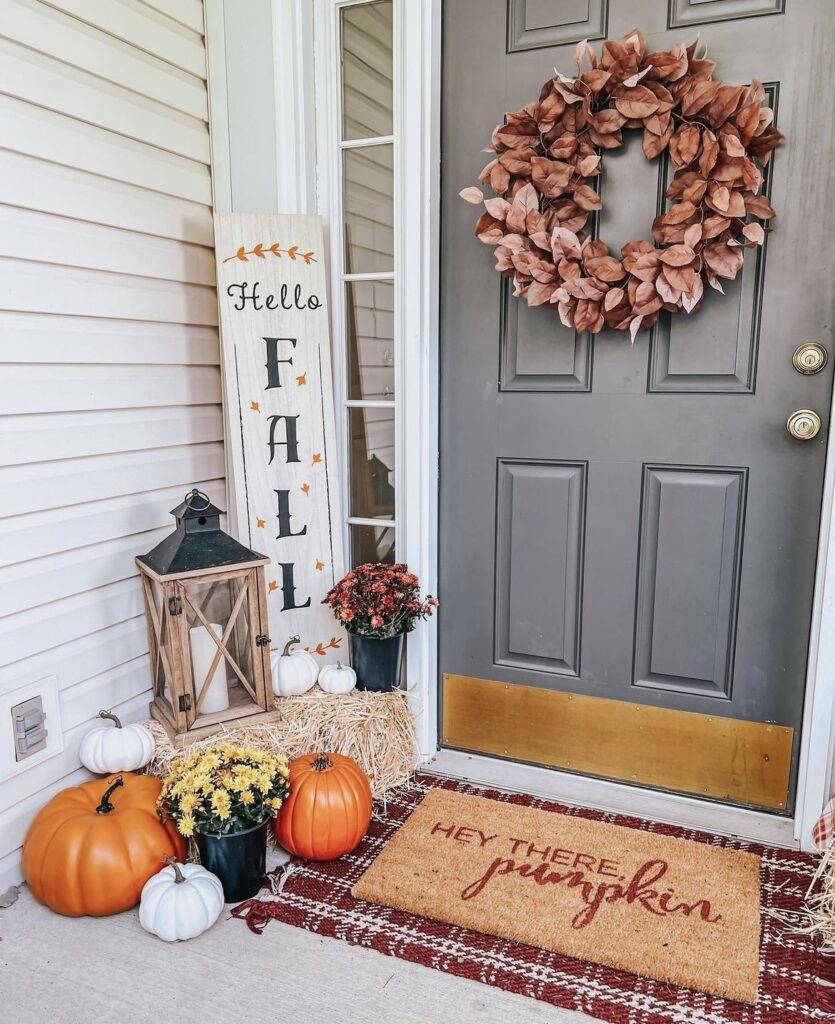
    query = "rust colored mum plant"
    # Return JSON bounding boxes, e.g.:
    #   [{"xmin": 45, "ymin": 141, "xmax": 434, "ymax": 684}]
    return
[
  {"xmin": 460, "ymin": 30, "xmax": 783, "ymax": 340},
  {"xmin": 323, "ymin": 562, "xmax": 438, "ymax": 639}
]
